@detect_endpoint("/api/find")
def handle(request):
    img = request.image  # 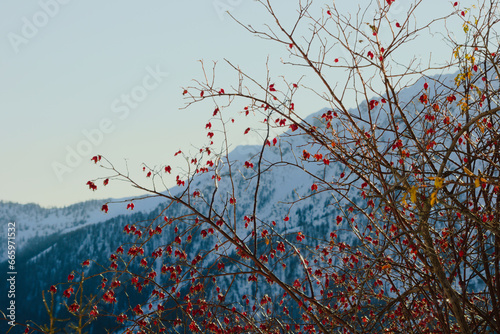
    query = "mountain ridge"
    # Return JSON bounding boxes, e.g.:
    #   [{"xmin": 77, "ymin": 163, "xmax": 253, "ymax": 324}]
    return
[{"xmin": 0, "ymin": 72, "xmax": 462, "ymax": 331}]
